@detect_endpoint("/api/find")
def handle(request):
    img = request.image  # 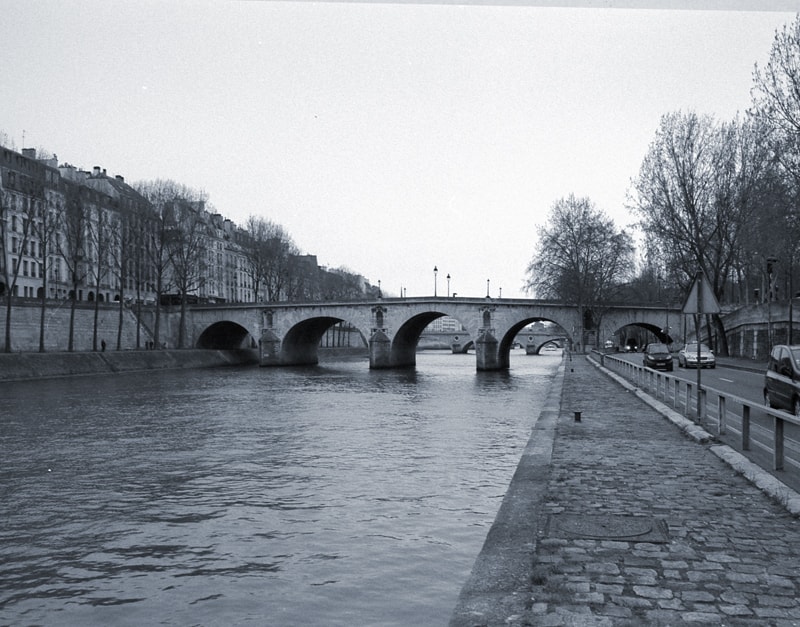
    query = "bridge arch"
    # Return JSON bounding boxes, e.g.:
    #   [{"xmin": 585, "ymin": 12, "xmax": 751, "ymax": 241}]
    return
[
  {"xmin": 614, "ymin": 321, "xmax": 675, "ymax": 350},
  {"xmin": 386, "ymin": 311, "xmax": 473, "ymax": 367},
  {"xmin": 496, "ymin": 317, "xmax": 570, "ymax": 367},
  {"xmin": 197, "ymin": 321, "xmax": 257, "ymax": 349},
  {"xmin": 279, "ymin": 316, "xmax": 367, "ymax": 366}
]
